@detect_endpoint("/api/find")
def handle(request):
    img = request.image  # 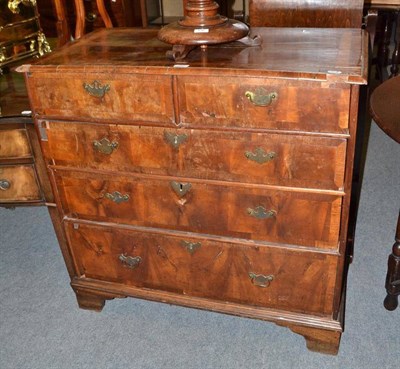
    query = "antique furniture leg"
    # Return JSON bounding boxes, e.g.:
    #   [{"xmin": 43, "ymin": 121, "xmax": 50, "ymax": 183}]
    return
[
  {"xmin": 74, "ymin": 289, "xmax": 121, "ymax": 312},
  {"xmin": 383, "ymin": 211, "xmax": 400, "ymax": 311},
  {"xmin": 365, "ymin": 9, "xmax": 379, "ymax": 51},
  {"xmin": 390, "ymin": 11, "xmax": 400, "ymax": 77},
  {"xmin": 377, "ymin": 11, "xmax": 393, "ymax": 81},
  {"xmin": 289, "ymin": 325, "xmax": 341, "ymax": 355}
]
